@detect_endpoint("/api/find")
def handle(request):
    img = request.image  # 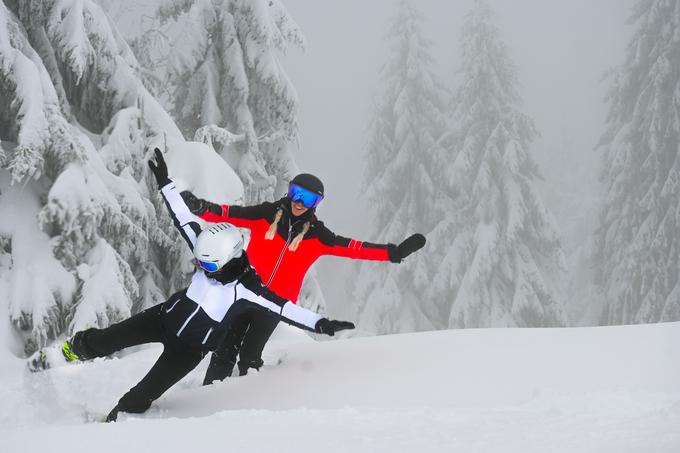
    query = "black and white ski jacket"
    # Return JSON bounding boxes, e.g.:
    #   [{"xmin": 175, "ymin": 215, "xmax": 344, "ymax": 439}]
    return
[{"xmin": 159, "ymin": 182, "xmax": 322, "ymax": 351}]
